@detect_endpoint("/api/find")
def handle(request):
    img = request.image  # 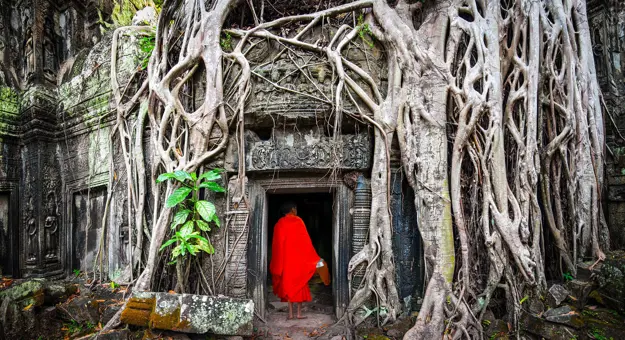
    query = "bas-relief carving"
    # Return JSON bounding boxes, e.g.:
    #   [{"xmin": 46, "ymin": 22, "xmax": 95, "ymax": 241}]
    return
[
  {"xmin": 44, "ymin": 192, "xmax": 59, "ymax": 261},
  {"xmin": 24, "ymin": 25, "xmax": 34, "ymax": 81},
  {"xmin": 23, "ymin": 193, "xmax": 38, "ymax": 266},
  {"xmin": 247, "ymin": 134, "xmax": 370, "ymax": 171},
  {"xmin": 43, "ymin": 17, "xmax": 58, "ymax": 82}
]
